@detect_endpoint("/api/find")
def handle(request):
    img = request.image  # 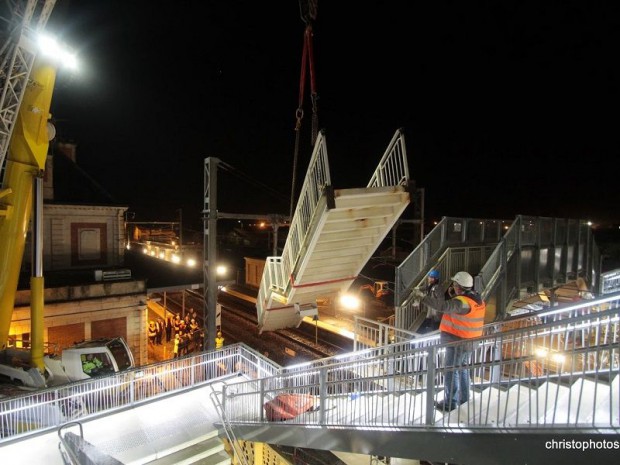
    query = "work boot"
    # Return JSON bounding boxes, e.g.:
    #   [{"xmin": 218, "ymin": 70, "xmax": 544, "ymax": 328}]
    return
[{"xmin": 434, "ymin": 400, "xmax": 458, "ymax": 412}]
